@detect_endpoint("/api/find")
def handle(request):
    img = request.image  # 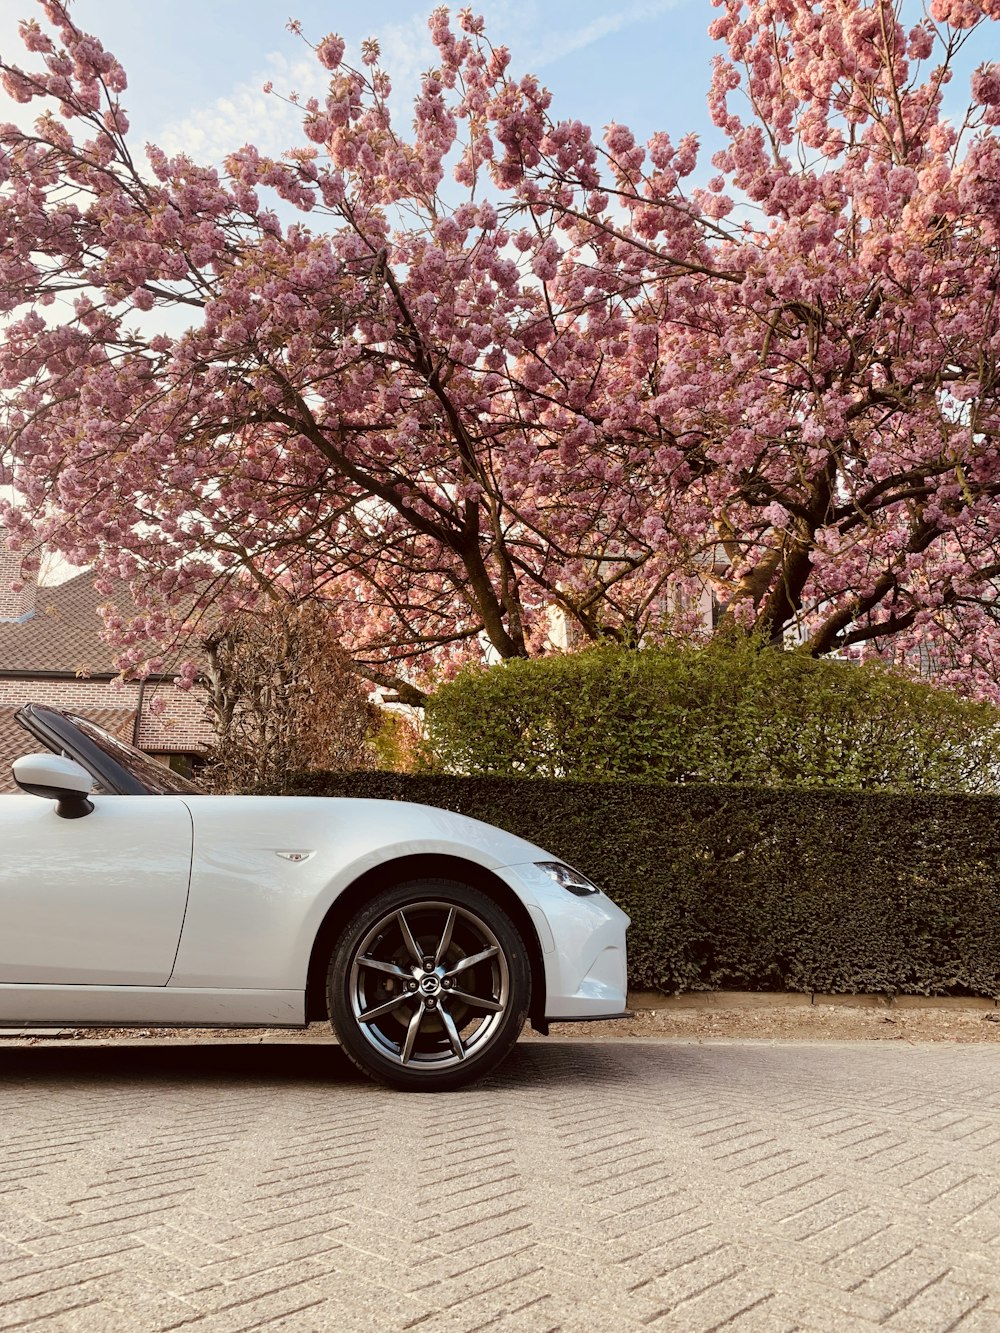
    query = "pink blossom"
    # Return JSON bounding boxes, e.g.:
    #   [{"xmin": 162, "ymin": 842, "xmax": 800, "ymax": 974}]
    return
[
  {"xmin": 316, "ymin": 34, "xmax": 345, "ymax": 71},
  {"xmin": 972, "ymin": 63, "xmax": 1000, "ymax": 105},
  {"xmin": 0, "ymin": 0, "xmax": 999, "ymax": 701}
]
